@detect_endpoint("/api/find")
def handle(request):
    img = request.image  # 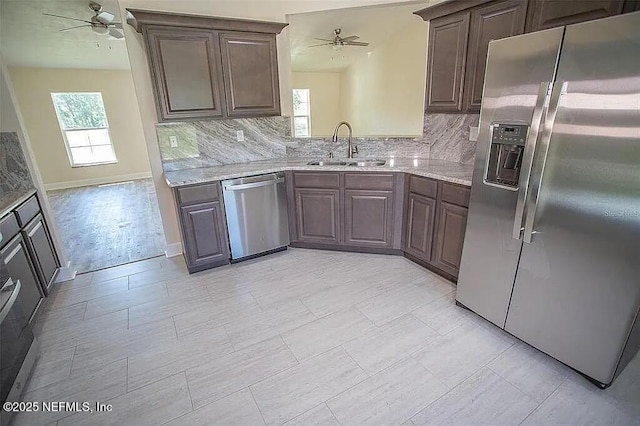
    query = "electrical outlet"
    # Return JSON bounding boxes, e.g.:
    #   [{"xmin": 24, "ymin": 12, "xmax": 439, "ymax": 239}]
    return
[
  {"xmin": 169, "ymin": 136, "xmax": 178, "ymax": 148},
  {"xmin": 236, "ymin": 130, "xmax": 245, "ymax": 142}
]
